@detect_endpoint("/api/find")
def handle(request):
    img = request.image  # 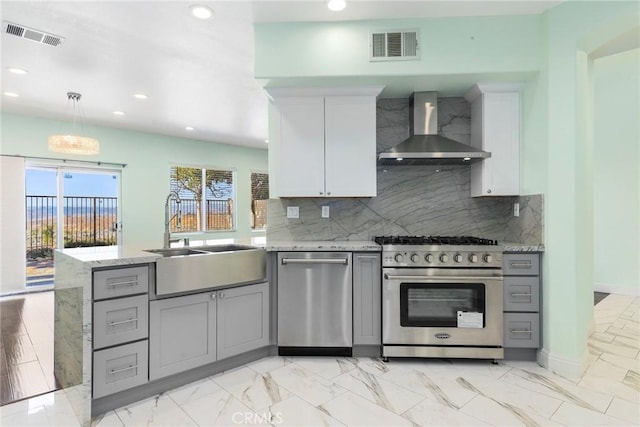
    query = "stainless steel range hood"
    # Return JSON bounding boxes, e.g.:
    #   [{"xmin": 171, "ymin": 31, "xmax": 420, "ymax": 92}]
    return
[{"xmin": 378, "ymin": 92, "xmax": 490, "ymax": 165}]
